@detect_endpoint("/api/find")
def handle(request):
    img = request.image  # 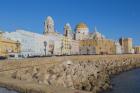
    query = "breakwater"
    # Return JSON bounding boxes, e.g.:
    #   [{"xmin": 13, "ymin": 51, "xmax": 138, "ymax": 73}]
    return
[{"xmin": 0, "ymin": 54, "xmax": 140, "ymax": 93}]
